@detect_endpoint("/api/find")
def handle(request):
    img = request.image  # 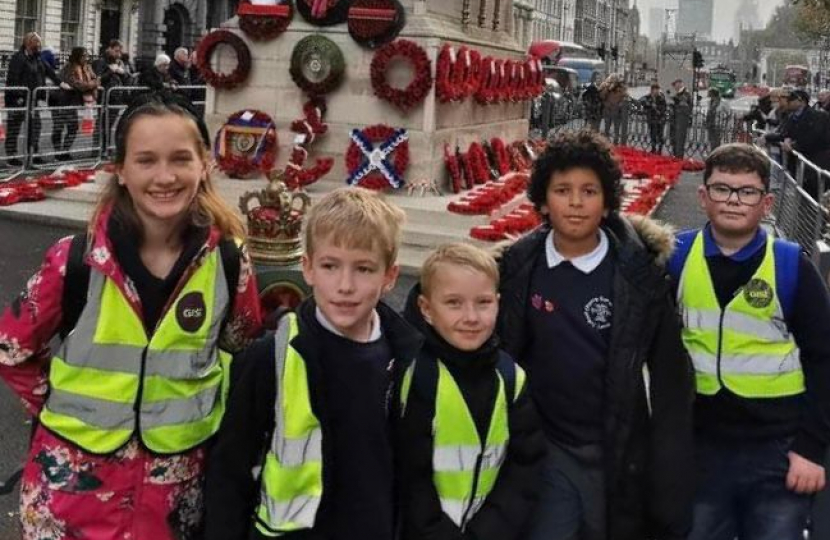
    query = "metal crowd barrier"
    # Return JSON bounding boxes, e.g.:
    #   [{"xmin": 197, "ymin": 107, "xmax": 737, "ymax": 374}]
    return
[
  {"xmin": 0, "ymin": 86, "xmax": 30, "ymax": 181},
  {"xmin": 531, "ymin": 94, "xmax": 748, "ymax": 160},
  {"xmin": 29, "ymin": 86, "xmax": 104, "ymax": 170},
  {"xmin": 0, "ymin": 84, "xmax": 208, "ymax": 175},
  {"xmin": 765, "ymin": 155, "xmax": 824, "ymax": 262}
]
